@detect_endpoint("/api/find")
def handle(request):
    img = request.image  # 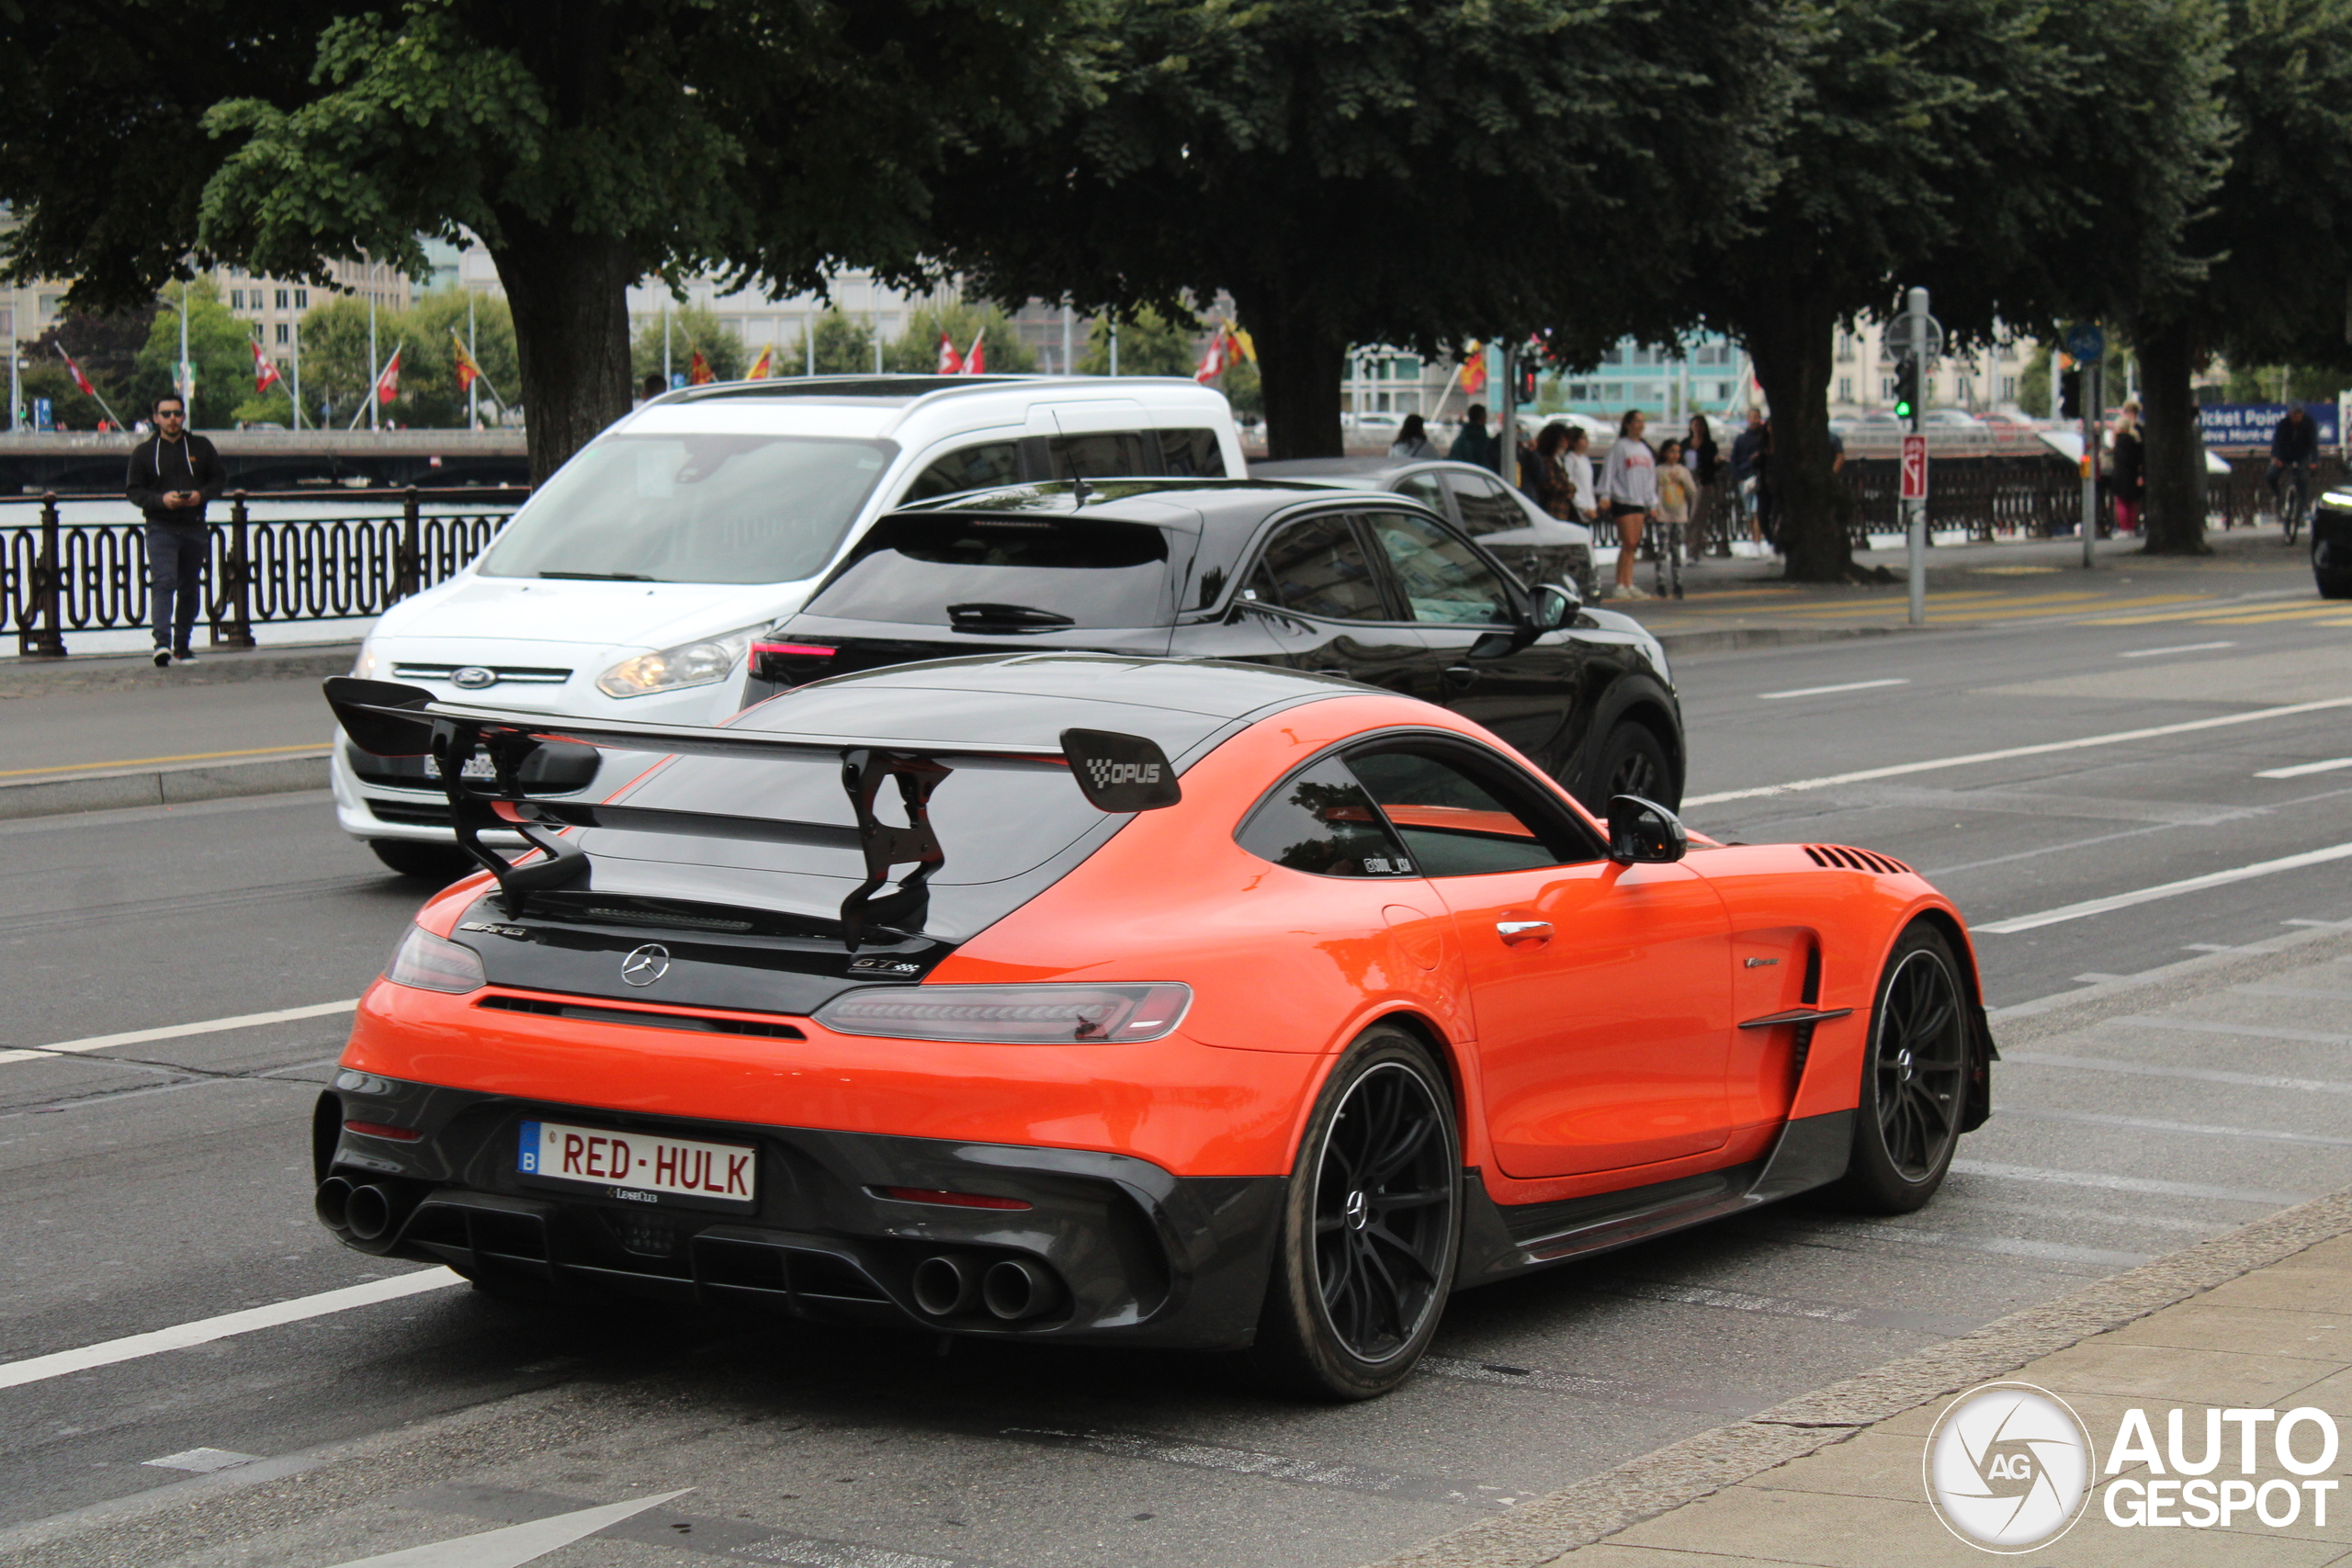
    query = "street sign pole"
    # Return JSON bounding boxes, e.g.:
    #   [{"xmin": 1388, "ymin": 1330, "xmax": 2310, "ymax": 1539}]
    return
[
  {"xmin": 1906, "ymin": 287, "xmax": 1929, "ymax": 626},
  {"xmin": 2081, "ymin": 360, "xmax": 2100, "ymax": 568}
]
